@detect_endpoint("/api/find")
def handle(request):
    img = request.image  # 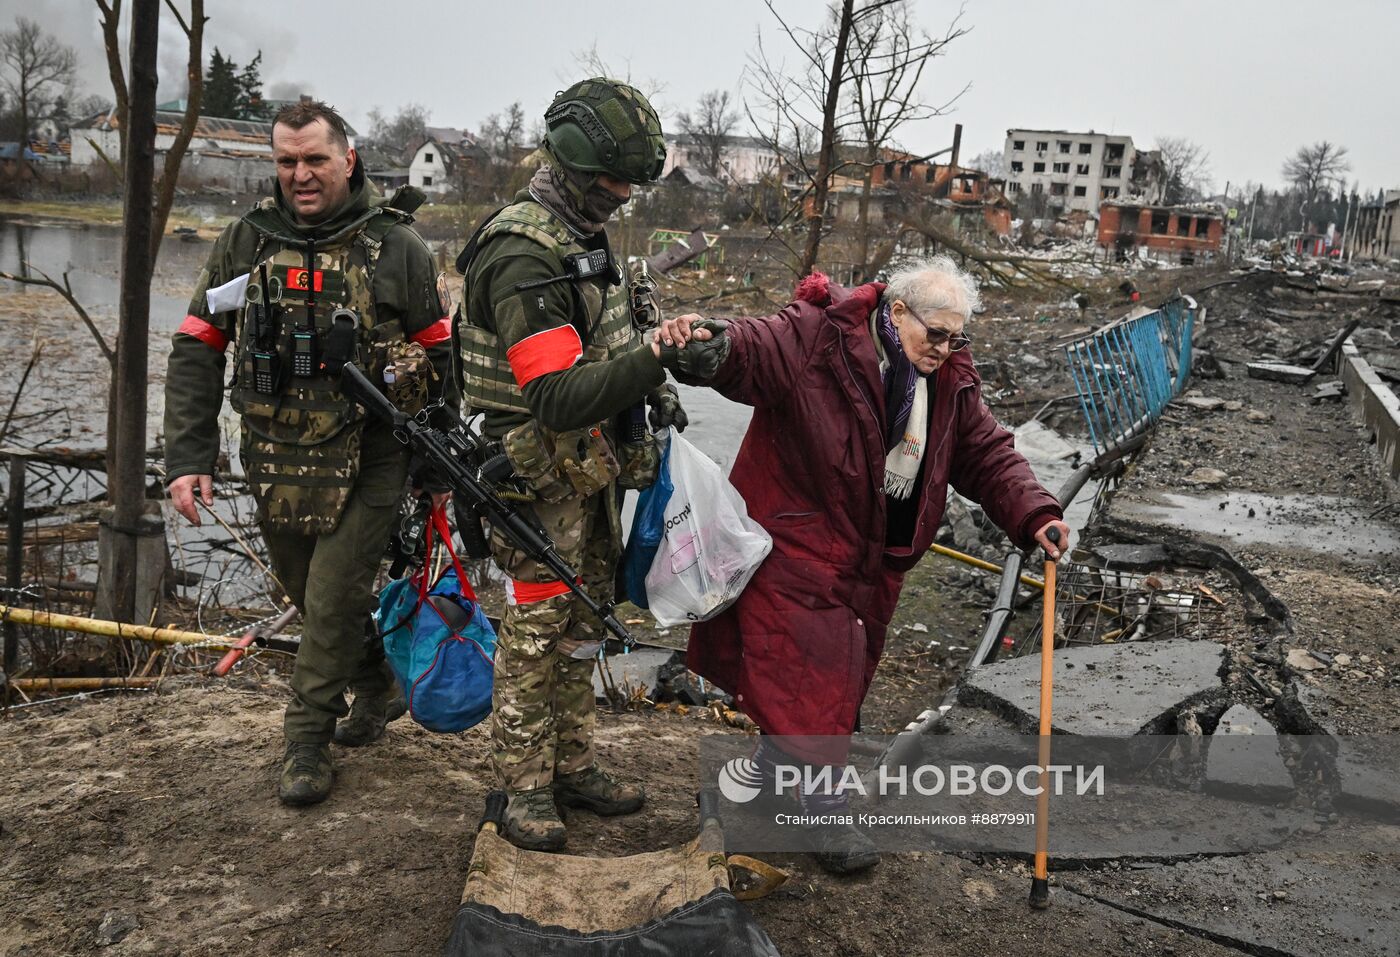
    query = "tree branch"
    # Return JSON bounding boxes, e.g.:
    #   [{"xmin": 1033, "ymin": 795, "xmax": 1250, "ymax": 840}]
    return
[{"xmin": 0, "ymin": 266, "xmax": 115, "ymax": 364}]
